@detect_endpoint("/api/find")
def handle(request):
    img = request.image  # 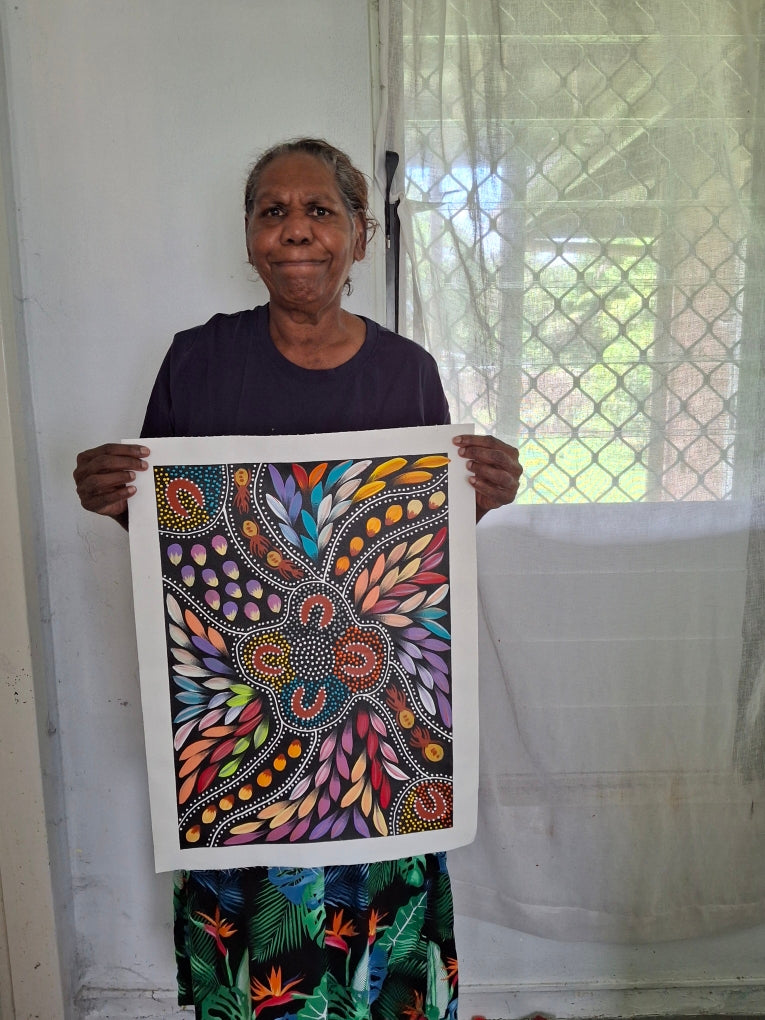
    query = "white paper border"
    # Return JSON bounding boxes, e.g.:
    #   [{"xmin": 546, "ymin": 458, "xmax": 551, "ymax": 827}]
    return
[{"xmin": 126, "ymin": 426, "xmax": 478, "ymax": 871}]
